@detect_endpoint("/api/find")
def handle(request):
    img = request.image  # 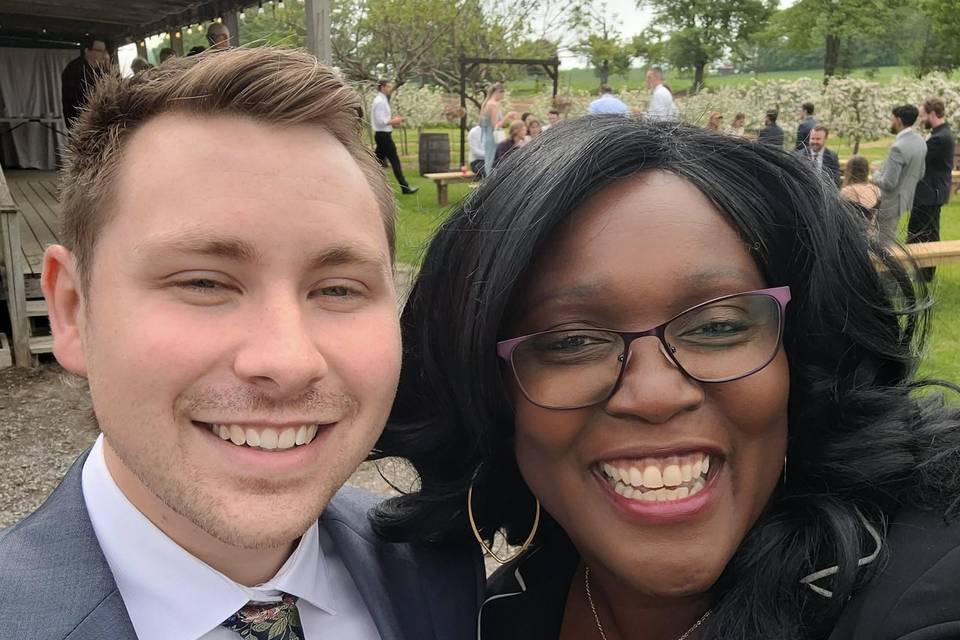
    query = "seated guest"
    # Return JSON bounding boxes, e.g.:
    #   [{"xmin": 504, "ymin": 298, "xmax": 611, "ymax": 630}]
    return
[
  {"xmin": 794, "ymin": 125, "xmax": 841, "ymax": 187},
  {"xmin": 542, "ymin": 109, "xmax": 560, "ymax": 131},
  {"xmin": 468, "ymin": 123, "xmax": 486, "ymax": 178},
  {"xmin": 757, "ymin": 109, "xmax": 785, "ymax": 148},
  {"xmin": 841, "ymin": 155, "xmax": 882, "ymax": 222},
  {"xmin": 525, "ymin": 118, "xmax": 543, "ymax": 142},
  {"xmin": 376, "ymin": 117, "xmax": 960, "ymax": 640},
  {"xmin": 726, "ymin": 112, "xmax": 746, "ymax": 136},
  {"xmin": 130, "ymin": 57, "xmax": 152, "ymax": 74},
  {"xmin": 494, "ymin": 120, "xmax": 527, "ymax": 168},
  {"xmin": 158, "ymin": 47, "xmax": 177, "ymax": 63},
  {"xmin": 706, "ymin": 111, "xmax": 723, "ymax": 132}
]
